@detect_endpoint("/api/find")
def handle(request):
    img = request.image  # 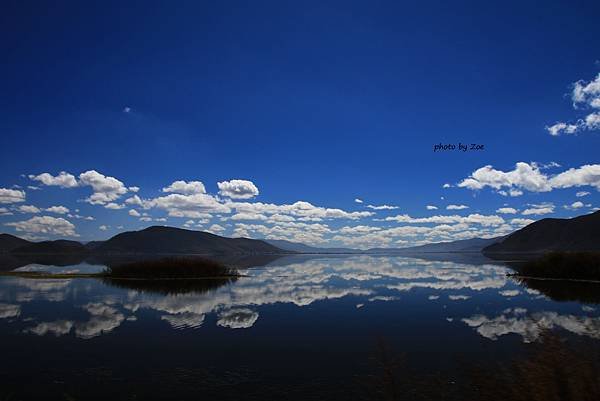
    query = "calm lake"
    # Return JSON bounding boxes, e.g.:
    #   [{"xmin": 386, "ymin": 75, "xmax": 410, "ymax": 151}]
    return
[{"xmin": 1, "ymin": 254, "xmax": 599, "ymax": 400}]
